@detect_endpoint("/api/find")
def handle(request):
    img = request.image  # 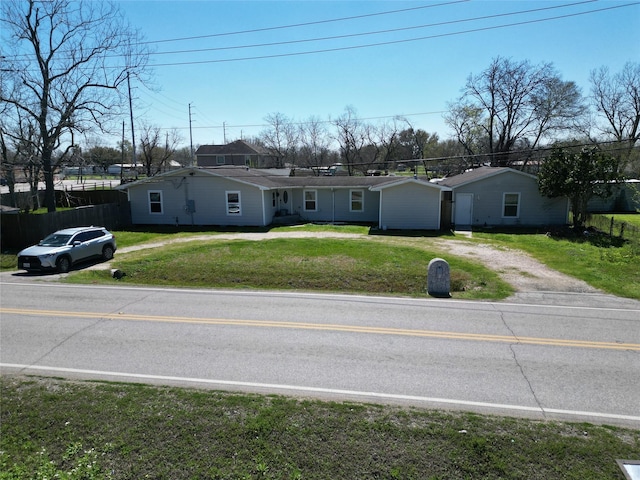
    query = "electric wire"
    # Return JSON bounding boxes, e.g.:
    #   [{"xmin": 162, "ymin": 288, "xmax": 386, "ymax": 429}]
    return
[
  {"xmin": 148, "ymin": 1, "xmax": 598, "ymax": 57},
  {"xmin": 147, "ymin": 2, "xmax": 639, "ymax": 67},
  {"xmin": 0, "ymin": 1, "xmax": 467, "ymax": 62},
  {"xmin": 139, "ymin": 0, "xmax": 470, "ymax": 45}
]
